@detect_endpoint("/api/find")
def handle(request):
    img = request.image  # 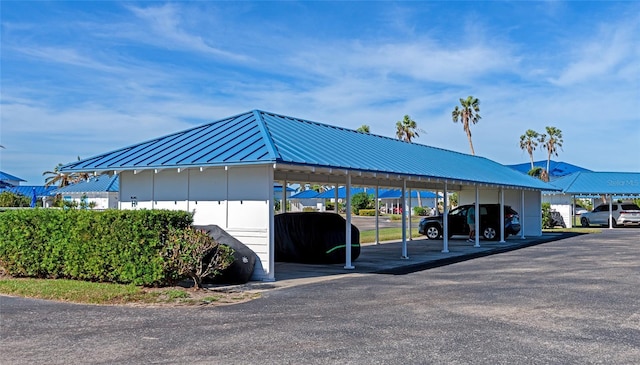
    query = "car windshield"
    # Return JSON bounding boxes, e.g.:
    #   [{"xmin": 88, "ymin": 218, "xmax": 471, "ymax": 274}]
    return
[{"xmin": 449, "ymin": 206, "xmax": 466, "ymax": 216}]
